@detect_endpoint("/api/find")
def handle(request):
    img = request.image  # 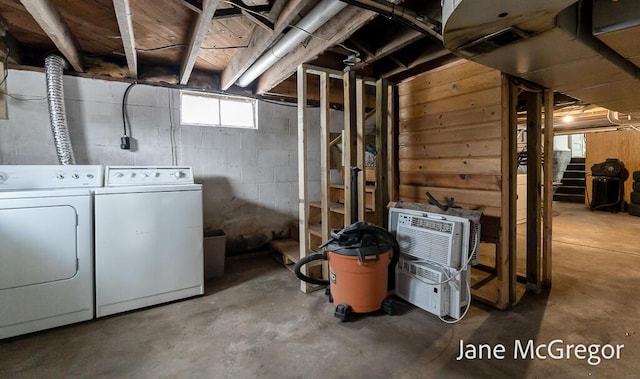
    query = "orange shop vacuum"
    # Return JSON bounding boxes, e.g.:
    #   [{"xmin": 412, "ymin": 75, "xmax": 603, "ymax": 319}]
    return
[{"xmin": 294, "ymin": 222, "xmax": 400, "ymax": 321}]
